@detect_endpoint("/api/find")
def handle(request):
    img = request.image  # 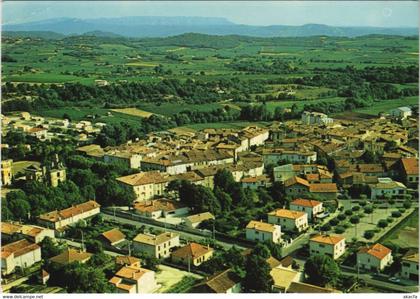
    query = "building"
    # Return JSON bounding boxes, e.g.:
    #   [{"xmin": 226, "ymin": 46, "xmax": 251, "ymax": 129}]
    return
[
  {"xmin": 357, "ymin": 243, "xmax": 393, "ymax": 272},
  {"xmin": 289, "ymin": 199, "xmax": 323, "ymax": 222},
  {"xmin": 267, "ymin": 209, "xmax": 308, "ymax": 232},
  {"xmin": 401, "ymin": 249, "xmax": 419, "ymax": 281},
  {"xmin": 37, "ymin": 200, "xmax": 100, "ymax": 231},
  {"xmin": 284, "ymin": 176, "xmax": 310, "ymax": 197},
  {"xmin": 270, "ymin": 267, "xmax": 301, "ymax": 293},
  {"xmin": 287, "ymin": 281, "xmax": 340, "ymax": 293},
  {"xmin": 263, "ymin": 149, "xmax": 317, "ymax": 165},
  {"xmin": 116, "ymin": 171, "xmax": 169, "ymax": 202},
  {"xmin": 1, "ymin": 159, "xmax": 13, "ymax": 186},
  {"xmin": 309, "ymin": 234, "xmax": 346, "ymax": 260},
  {"xmin": 241, "ymin": 175, "xmax": 271, "ymax": 190},
  {"xmin": 389, "ymin": 107, "xmax": 412, "ymax": 120},
  {"xmin": 1, "ymin": 222, "xmax": 55, "ymax": 243},
  {"xmin": 184, "ymin": 212, "xmax": 215, "ymax": 229},
  {"xmin": 245, "ymin": 220, "xmax": 282, "ymax": 244},
  {"xmin": 104, "ymin": 151, "xmax": 142, "ymax": 169},
  {"xmin": 27, "ymin": 127, "xmax": 48, "ymax": 140},
  {"xmin": 49, "ymin": 248, "xmax": 92, "ymax": 265},
  {"xmin": 115, "ymin": 256, "xmax": 141, "ymax": 268},
  {"xmin": 399, "ymin": 158, "xmax": 419, "ymax": 189},
  {"xmin": 133, "ymin": 232, "xmax": 180, "ymax": 259},
  {"xmin": 100, "ymin": 228, "xmax": 126, "ymax": 247},
  {"xmin": 171, "ymin": 242, "xmax": 214, "ymax": 267},
  {"xmin": 273, "ymin": 164, "xmax": 295, "ymax": 183},
  {"xmin": 370, "ymin": 178, "xmax": 407, "ymax": 200},
  {"xmin": 133, "ymin": 199, "xmax": 189, "ymax": 219},
  {"xmin": 109, "ymin": 265, "xmax": 158, "ymax": 294},
  {"xmin": 309, "ymin": 183, "xmax": 338, "ymax": 200},
  {"xmin": 95, "ymin": 79, "xmax": 109, "ymax": 86},
  {"xmin": 24, "ymin": 157, "xmax": 66, "ymax": 187},
  {"xmin": 191, "ymin": 269, "xmax": 242, "ymax": 293},
  {"xmin": 301, "ymin": 111, "xmax": 333, "ymax": 126},
  {"xmin": 1, "ymin": 239, "xmax": 41, "ymax": 275}
]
